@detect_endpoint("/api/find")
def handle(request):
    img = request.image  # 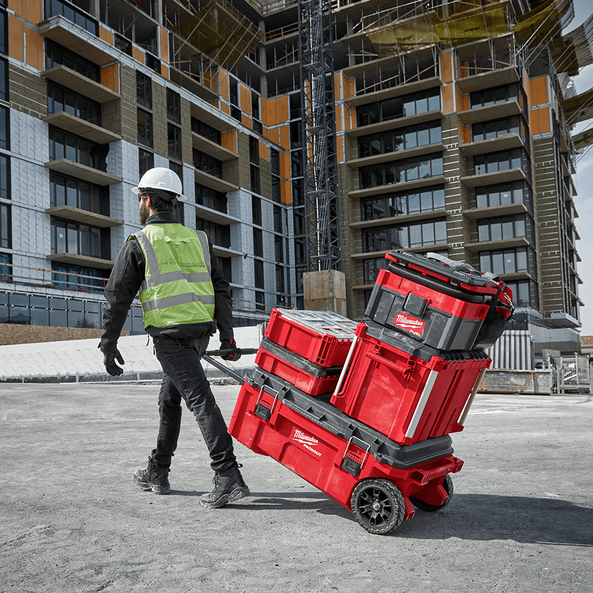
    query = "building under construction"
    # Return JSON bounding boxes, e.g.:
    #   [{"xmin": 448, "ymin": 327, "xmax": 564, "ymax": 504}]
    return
[{"xmin": 0, "ymin": 0, "xmax": 590, "ymax": 362}]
